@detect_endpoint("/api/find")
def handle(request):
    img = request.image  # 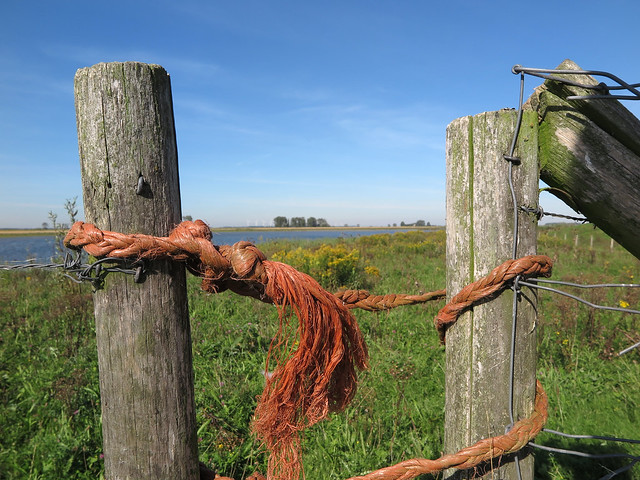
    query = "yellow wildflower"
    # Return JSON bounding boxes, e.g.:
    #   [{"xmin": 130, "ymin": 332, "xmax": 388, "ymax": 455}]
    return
[{"xmin": 364, "ymin": 265, "xmax": 380, "ymax": 277}]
